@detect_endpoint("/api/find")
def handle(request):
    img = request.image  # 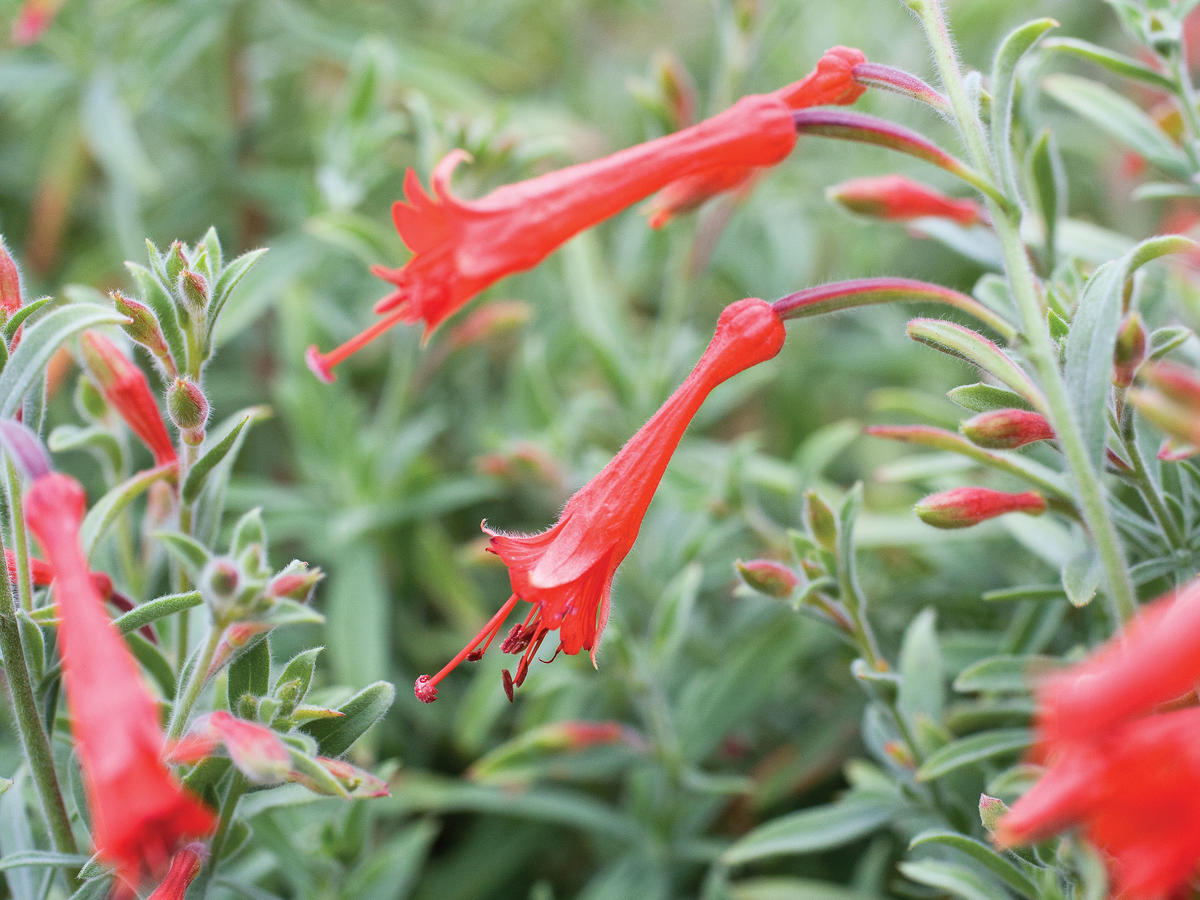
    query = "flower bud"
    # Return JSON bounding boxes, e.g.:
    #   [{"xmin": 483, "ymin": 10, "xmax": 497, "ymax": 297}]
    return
[
  {"xmin": 178, "ymin": 270, "xmax": 208, "ymax": 319},
  {"xmin": 978, "ymin": 793, "xmax": 1010, "ymax": 833},
  {"xmin": 804, "ymin": 491, "xmax": 838, "ymax": 551},
  {"xmin": 292, "ymin": 757, "xmax": 389, "ymax": 798},
  {"xmin": 914, "ymin": 487, "xmax": 1046, "ymax": 529},
  {"xmin": 166, "ymin": 378, "xmax": 209, "ymax": 444},
  {"xmin": 0, "ymin": 236, "xmax": 23, "ymax": 319},
  {"xmin": 827, "ymin": 174, "xmax": 982, "ymax": 225},
  {"xmin": 267, "ymin": 562, "xmax": 323, "ymax": 603},
  {"xmin": 146, "ymin": 843, "xmax": 207, "ymax": 900},
  {"xmin": 207, "ymin": 621, "xmax": 270, "ymax": 677},
  {"xmin": 655, "ymin": 50, "xmax": 697, "ymax": 129},
  {"xmin": 1113, "ymin": 313, "xmax": 1147, "ymax": 389},
  {"xmin": 165, "ymin": 241, "xmax": 188, "ymax": 284},
  {"xmin": 111, "ymin": 290, "xmax": 175, "ymax": 374},
  {"xmin": 200, "ymin": 557, "xmax": 241, "ymax": 622},
  {"xmin": 735, "ymin": 559, "xmax": 799, "ymax": 598},
  {"xmin": 960, "ymin": 409, "xmax": 1054, "ymax": 449}
]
